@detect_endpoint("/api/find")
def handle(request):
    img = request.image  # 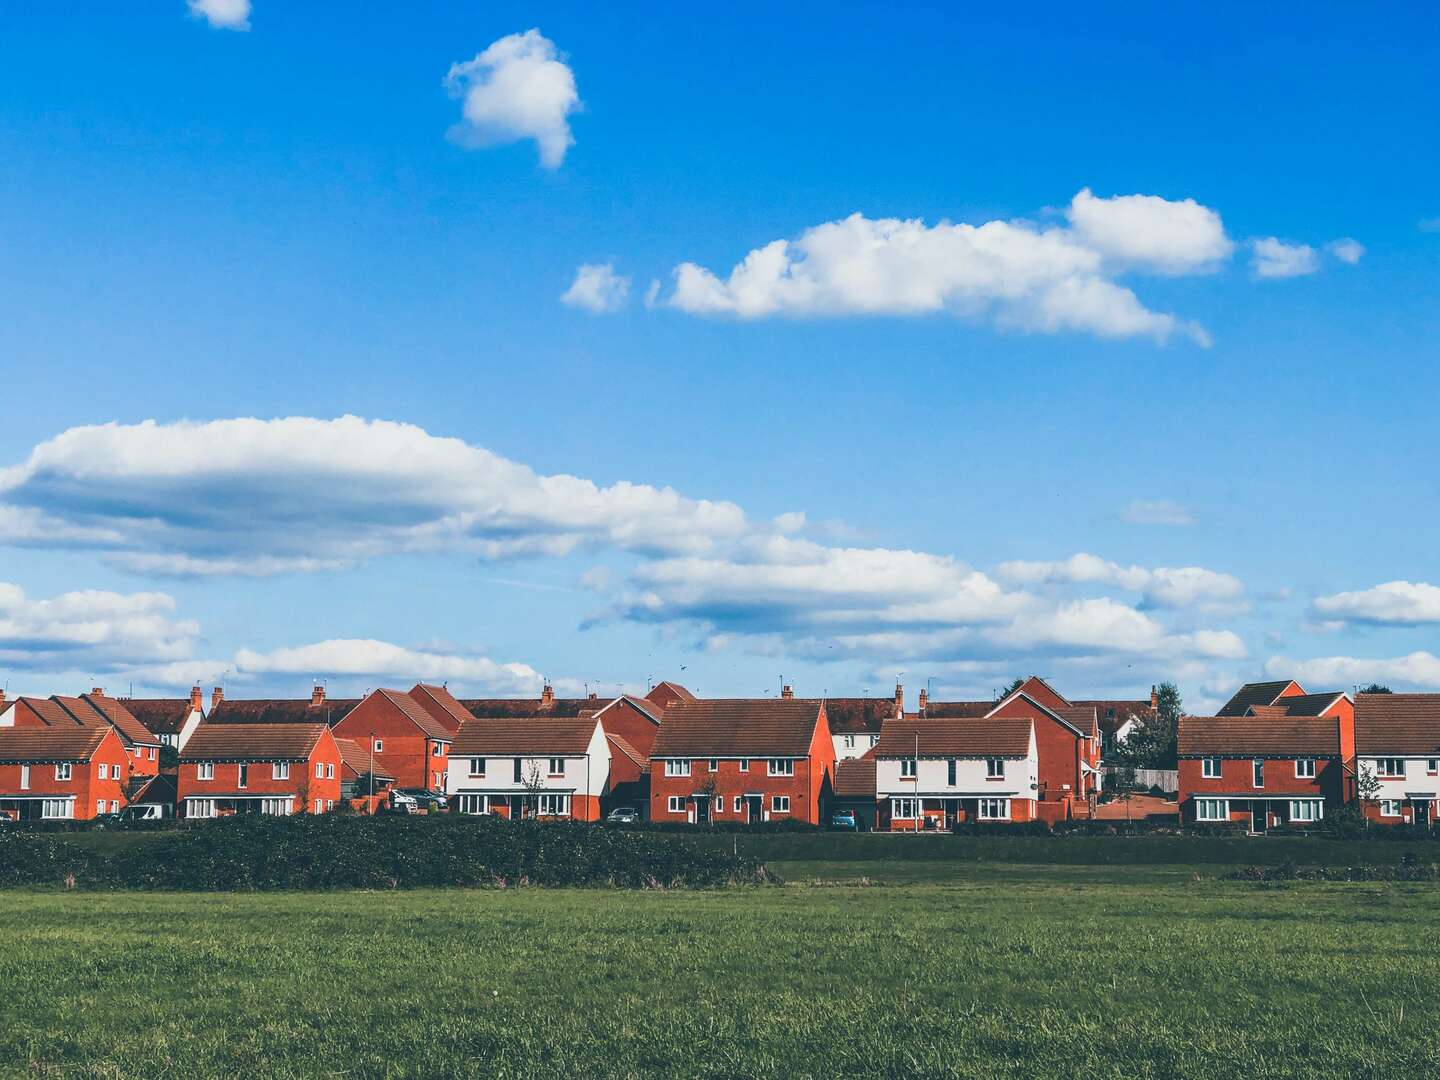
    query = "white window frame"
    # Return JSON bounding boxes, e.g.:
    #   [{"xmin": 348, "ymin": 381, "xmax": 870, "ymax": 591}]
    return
[
  {"xmin": 707, "ymin": 758, "xmax": 718, "ymax": 772},
  {"xmin": 537, "ymin": 793, "xmax": 570, "ymax": 816},
  {"xmin": 771, "ymin": 795, "xmax": 790, "ymax": 814},
  {"xmin": 1429, "ymin": 759, "xmax": 1438, "ymax": 776},
  {"xmin": 1252, "ymin": 759, "xmax": 1265, "ymax": 788},
  {"xmin": 315, "ymin": 761, "xmax": 324, "ymax": 779},
  {"xmin": 197, "ymin": 762, "xmax": 215, "ymax": 781},
  {"xmin": 891, "ymin": 797, "xmax": 917, "ymax": 819},
  {"xmin": 468, "ymin": 757, "xmax": 486, "ymax": 777},
  {"xmin": 149, "ymin": 747, "xmax": 157, "ymax": 760},
  {"xmin": 42, "ymin": 798, "xmax": 72, "ymax": 820},
  {"xmin": 1294, "ymin": 758, "xmax": 1316, "ymax": 779},
  {"xmin": 1289, "ymin": 800, "xmax": 1322, "ymax": 823},
  {"xmin": 667, "ymin": 795, "xmax": 685, "ymax": 814},
  {"xmin": 714, "ymin": 796, "xmax": 724, "ymax": 813},
  {"xmin": 313, "ymin": 799, "xmax": 323, "ymax": 814},
  {"xmin": 1379, "ymin": 799, "xmax": 1403, "ymax": 818},
  {"xmin": 985, "ymin": 758, "xmax": 1004, "ymax": 779},
  {"xmin": 842, "ymin": 734, "xmax": 856, "ymax": 749},
  {"xmin": 19, "ymin": 764, "xmax": 29, "ymax": 790},
  {"xmin": 1377, "ymin": 758, "xmax": 1405, "ymax": 778},
  {"xmin": 548, "ymin": 758, "xmax": 565, "ymax": 775},
  {"xmin": 97, "ymin": 799, "xmax": 106, "ymax": 816},
  {"xmin": 261, "ymin": 798, "xmax": 293, "ymax": 816},
  {"xmin": 55, "ymin": 763, "xmax": 72, "ymax": 781},
  {"xmin": 899, "ymin": 758, "xmax": 917, "ymax": 778},
  {"xmin": 237, "ymin": 763, "xmax": 248, "ymax": 790},
  {"xmin": 733, "ymin": 796, "xmax": 743, "ymax": 812},
  {"xmin": 664, "ymin": 759, "xmax": 691, "ymax": 777},
  {"xmin": 768, "ymin": 759, "xmax": 795, "ymax": 777},
  {"xmin": 458, "ymin": 794, "xmax": 490, "ymax": 815},
  {"xmin": 188, "ymin": 799, "xmax": 217, "ymax": 819},
  {"xmin": 978, "ymin": 798, "xmax": 1010, "ymax": 821},
  {"xmin": 325, "ymin": 763, "xmax": 335, "ymax": 780},
  {"xmin": 1195, "ymin": 798, "xmax": 1229, "ymax": 822},
  {"xmin": 738, "ymin": 758, "xmax": 749, "ymax": 772},
  {"xmin": 272, "ymin": 762, "xmax": 290, "ymax": 780},
  {"xmin": 372, "ymin": 738, "xmax": 383, "ymax": 753},
  {"xmin": 1201, "ymin": 757, "xmax": 1221, "ymax": 779}
]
